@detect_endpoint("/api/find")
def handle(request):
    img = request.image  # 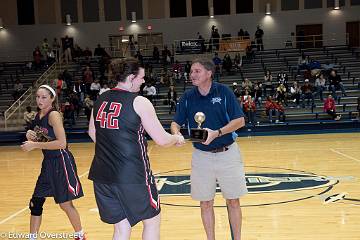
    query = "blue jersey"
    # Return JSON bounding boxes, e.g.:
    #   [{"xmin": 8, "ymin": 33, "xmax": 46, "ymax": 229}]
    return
[{"xmin": 174, "ymin": 82, "xmax": 244, "ymax": 151}]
